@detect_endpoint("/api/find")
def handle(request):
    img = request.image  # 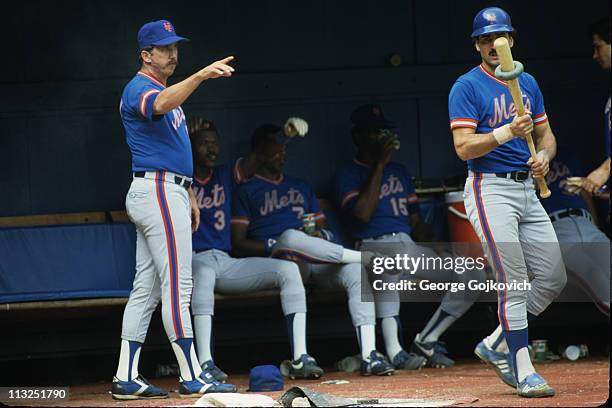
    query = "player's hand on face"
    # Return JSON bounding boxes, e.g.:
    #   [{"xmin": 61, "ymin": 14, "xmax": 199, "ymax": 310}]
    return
[
  {"xmin": 200, "ymin": 56, "xmax": 235, "ymax": 80},
  {"xmin": 527, "ymin": 150, "xmax": 549, "ymax": 178},
  {"xmin": 377, "ymin": 137, "xmax": 398, "ymax": 166},
  {"xmin": 583, "ymin": 167, "xmax": 609, "ymax": 193},
  {"xmin": 509, "ymin": 110, "xmax": 534, "ymax": 138}
]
